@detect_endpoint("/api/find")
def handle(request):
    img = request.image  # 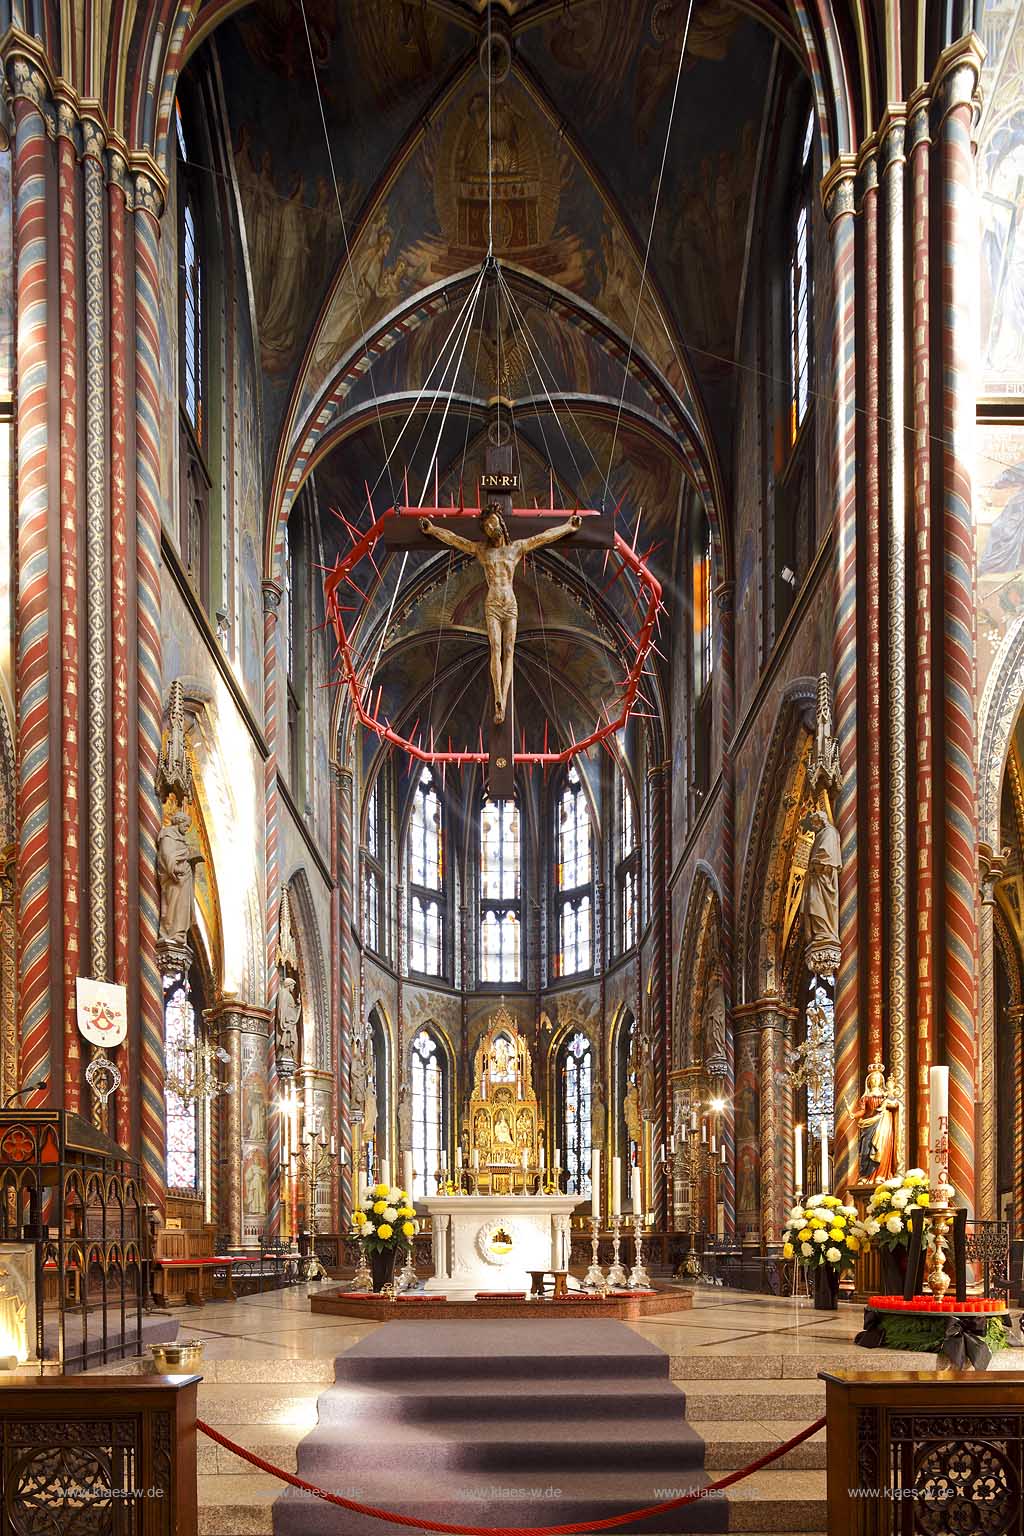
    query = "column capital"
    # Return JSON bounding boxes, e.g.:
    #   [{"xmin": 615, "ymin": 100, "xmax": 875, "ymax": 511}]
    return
[
  {"xmin": 262, "ymin": 579, "xmax": 283, "ymax": 614},
  {"xmin": 208, "ymin": 999, "xmax": 274, "ymax": 1035},
  {"xmin": 132, "ymin": 169, "xmax": 164, "ymax": 221},
  {"xmin": 907, "ymin": 86, "xmax": 931, "ymax": 150},
  {"xmin": 930, "ymin": 33, "xmax": 985, "ymax": 130},
  {"xmin": 978, "ymin": 841, "xmax": 1010, "ymax": 902},
  {"xmin": 821, "ymin": 154, "xmax": 857, "ymax": 226},
  {"xmin": 878, "ymin": 106, "xmax": 907, "ymax": 172}
]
